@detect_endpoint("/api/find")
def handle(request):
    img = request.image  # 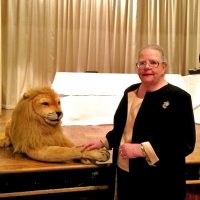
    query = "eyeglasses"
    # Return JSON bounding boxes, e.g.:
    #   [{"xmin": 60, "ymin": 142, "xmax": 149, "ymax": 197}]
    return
[{"xmin": 136, "ymin": 60, "xmax": 163, "ymax": 69}]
